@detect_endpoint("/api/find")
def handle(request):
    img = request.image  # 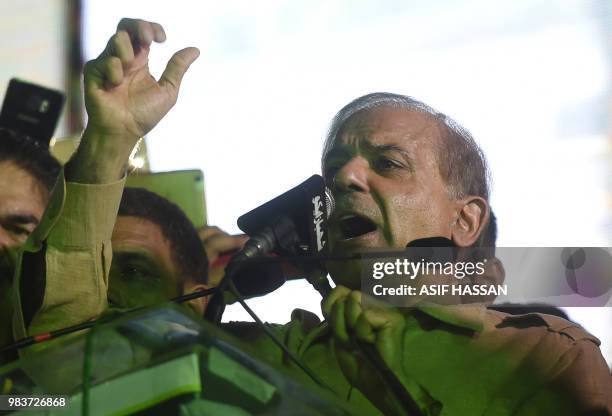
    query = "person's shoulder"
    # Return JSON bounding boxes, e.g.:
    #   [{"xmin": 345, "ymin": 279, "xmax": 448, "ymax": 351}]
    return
[
  {"xmin": 485, "ymin": 308, "xmax": 601, "ymax": 346},
  {"xmin": 481, "ymin": 309, "xmax": 608, "ymax": 385},
  {"xmin": 480, "ymin": 309, "xmax": 612, "ymax": 413}
]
